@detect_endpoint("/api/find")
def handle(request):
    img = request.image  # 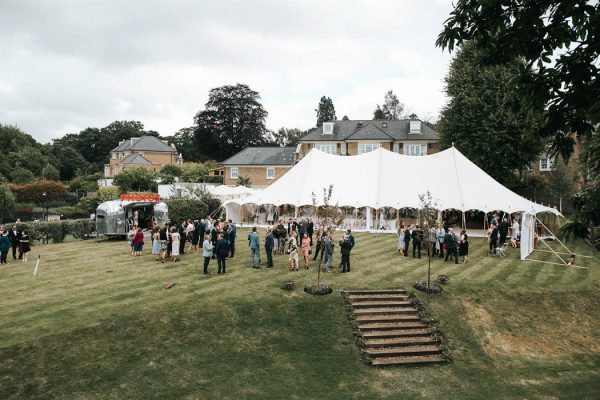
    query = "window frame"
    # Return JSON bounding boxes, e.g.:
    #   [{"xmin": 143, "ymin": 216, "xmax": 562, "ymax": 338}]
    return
[
  {"xmin": 322, "ymin": 122, "xmax": 334, "ymax": 135},
  {"xmin": 230, "ymin": 167, "xmax": 239, "ymax": 179},
  {"xmin": 316, "ymin": 144, "xmax": 336, "ymax": 154},
  {"xmin": 358, "ymin": 143, "xmax": 380, "ymax": 154},
  {"xmin": 409, "ymin": 121, "xmax": 422, "ymax": 134},
  {"xmin": 539, "ymin": 154, "xmax": 555, "ymax": 171},
  {"xmin": 266, "ymin": 167, "xmax": 276, "ymax": 179},
  {"xmin": 403, "ymin": 144, "xmax": 427, "ymax": 156}
]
